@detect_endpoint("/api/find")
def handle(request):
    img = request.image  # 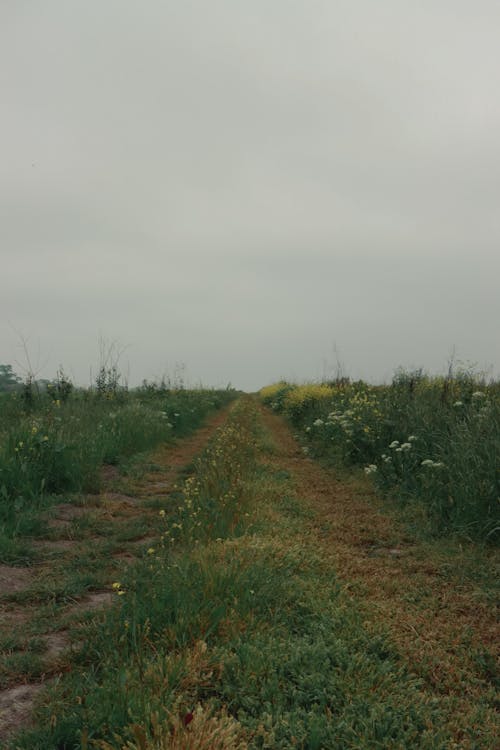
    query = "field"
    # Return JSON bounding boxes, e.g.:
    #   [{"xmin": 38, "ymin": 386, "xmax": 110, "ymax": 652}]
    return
[{"xmin": 0, "ymin": 375, "xmax": 498, "ymax": 748}]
